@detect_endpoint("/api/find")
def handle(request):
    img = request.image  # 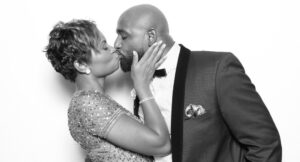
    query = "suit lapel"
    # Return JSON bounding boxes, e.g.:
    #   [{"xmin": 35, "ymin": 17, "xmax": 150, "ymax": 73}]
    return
[{"xmin": 171, "ymin": 44, "xmax": 191, "ymax": 162}]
